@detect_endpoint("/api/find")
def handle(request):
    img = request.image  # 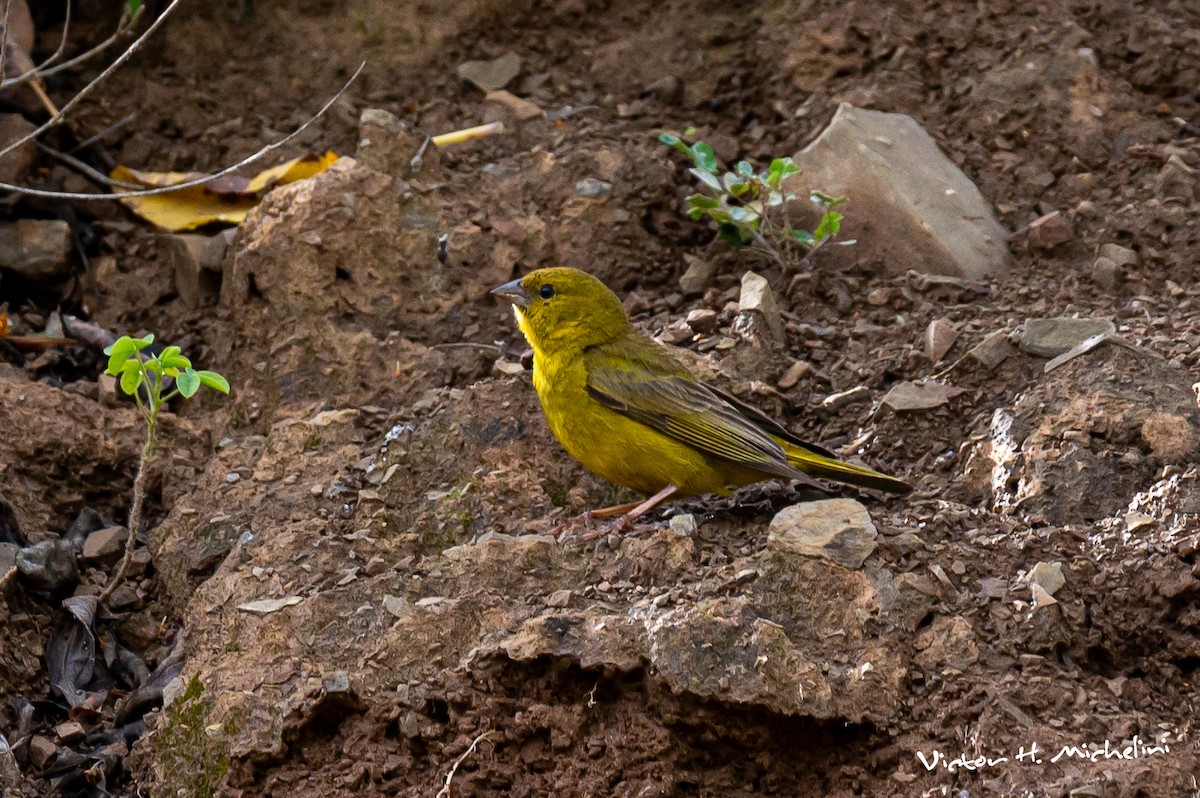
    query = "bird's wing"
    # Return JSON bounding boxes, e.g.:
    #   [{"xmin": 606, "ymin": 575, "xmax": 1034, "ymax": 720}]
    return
[{"xmin": 582, "ymin": 342, "xmax": 800, "ymax": 480}]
